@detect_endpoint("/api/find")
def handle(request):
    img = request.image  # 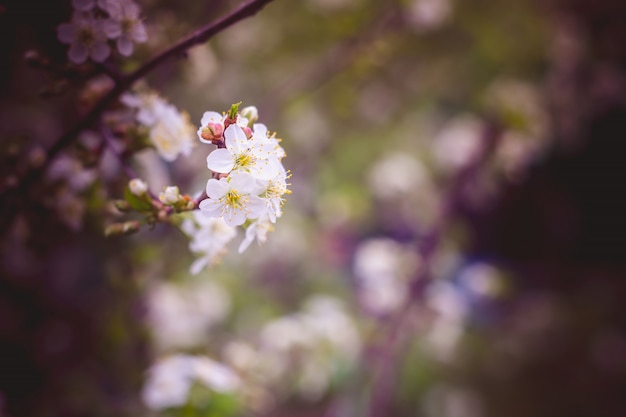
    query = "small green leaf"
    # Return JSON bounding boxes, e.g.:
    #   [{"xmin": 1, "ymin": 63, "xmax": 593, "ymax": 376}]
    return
[{"xmin": 124, "ymin": 187, "xmax": 154, "ymax": 212}]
